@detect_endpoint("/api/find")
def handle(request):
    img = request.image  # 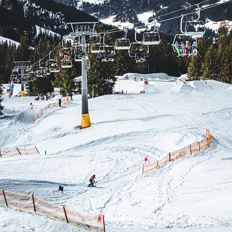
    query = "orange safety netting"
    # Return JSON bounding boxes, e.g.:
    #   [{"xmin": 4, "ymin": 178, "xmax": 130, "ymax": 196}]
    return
[
  {"xmin": 32, "ymin": 97, "xmax": 70, "ymax": 123},
  {"xmin": 142, "ymin": 129, "xmax": 213, "ymax": 175},
  {"xmin": 0, "ymin": 146, "xmax": 40, "ymax": 158},
  {"xmin": 0, "ymin": 190, "xmax": 104, "ymax": 232}
]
